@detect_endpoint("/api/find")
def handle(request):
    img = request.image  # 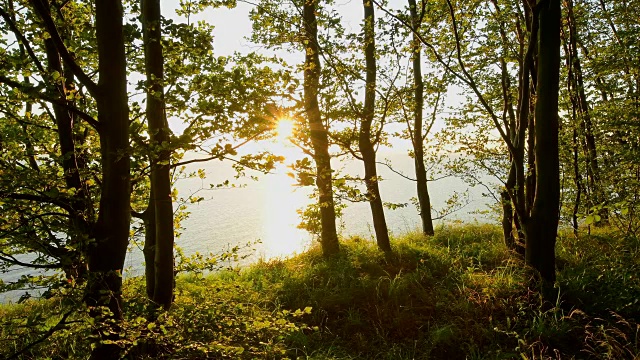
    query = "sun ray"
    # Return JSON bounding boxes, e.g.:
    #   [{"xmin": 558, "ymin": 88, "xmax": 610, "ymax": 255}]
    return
[{"xmin": 275, "ymin": 118, "xmax": 295, "ymax": 144}]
